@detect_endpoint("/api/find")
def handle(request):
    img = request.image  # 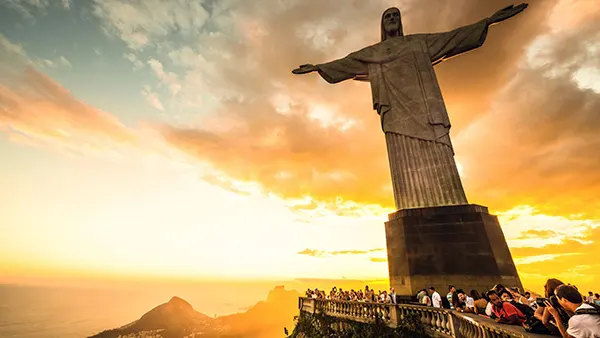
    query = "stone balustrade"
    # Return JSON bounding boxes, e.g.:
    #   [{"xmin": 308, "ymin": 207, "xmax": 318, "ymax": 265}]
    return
[
  {"xmin": 298, "ymin": 297, "xmax": 545, "ymax": 338},
  {"xmin": 312, "ymin": 298, "xmax": 393, "ymax": 324}
]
